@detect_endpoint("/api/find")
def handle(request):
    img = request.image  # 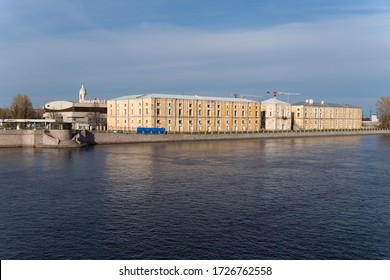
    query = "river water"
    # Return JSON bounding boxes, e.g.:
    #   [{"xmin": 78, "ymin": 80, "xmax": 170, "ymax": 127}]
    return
[{"xmin": 1, "ymin": 135, "xmax": 389, "ymax": 259}]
